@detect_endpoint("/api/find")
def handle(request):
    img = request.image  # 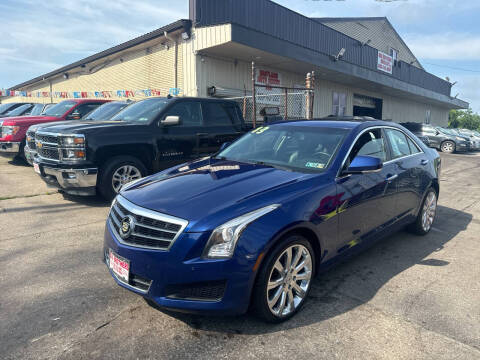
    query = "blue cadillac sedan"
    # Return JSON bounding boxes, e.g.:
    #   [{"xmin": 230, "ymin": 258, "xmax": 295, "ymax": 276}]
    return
[{"xmin": 104, "ymin": 119, "xmax": 441, "ymax": 322}]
